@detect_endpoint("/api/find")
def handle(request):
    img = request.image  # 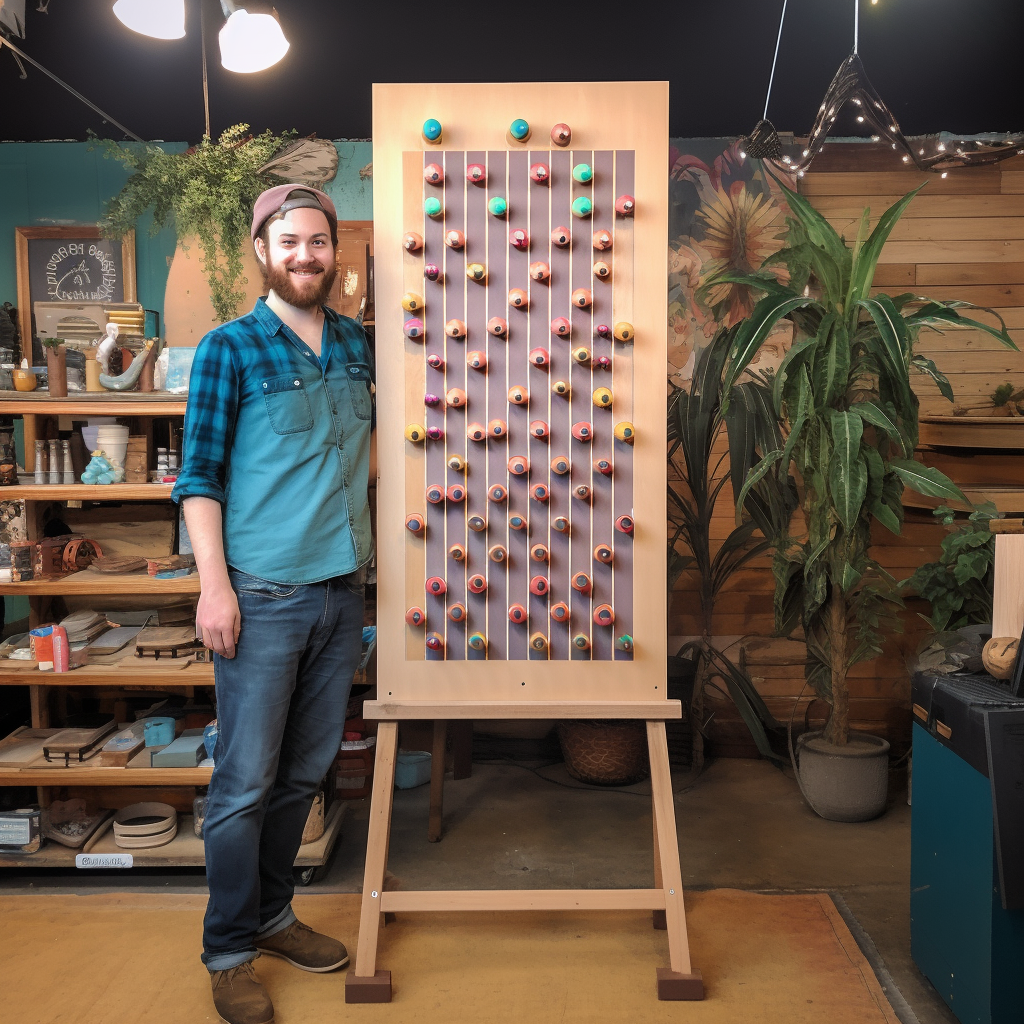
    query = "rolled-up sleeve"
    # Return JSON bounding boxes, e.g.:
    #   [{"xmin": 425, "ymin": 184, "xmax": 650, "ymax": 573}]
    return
[{"xmin": 171, "ymin": 332, "xmax": 240, "ymax": 505}]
